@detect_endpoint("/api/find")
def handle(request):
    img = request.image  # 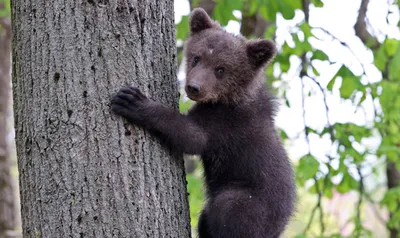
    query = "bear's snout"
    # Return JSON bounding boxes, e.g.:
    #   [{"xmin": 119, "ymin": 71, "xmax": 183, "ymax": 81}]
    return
[{"xmin": 186, "ymin": 83, "xmax": 201, "ymax": 96}]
